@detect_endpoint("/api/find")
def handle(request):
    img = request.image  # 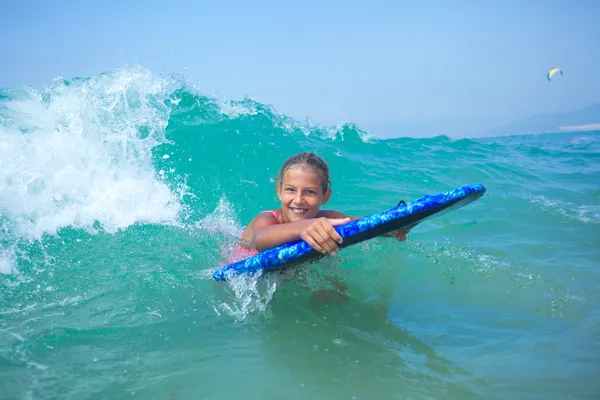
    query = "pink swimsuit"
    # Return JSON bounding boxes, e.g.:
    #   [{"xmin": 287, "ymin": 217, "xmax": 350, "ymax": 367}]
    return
[{"xmin": 227, "ymin": 210, "xmax": 280, "ymax": 263}]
